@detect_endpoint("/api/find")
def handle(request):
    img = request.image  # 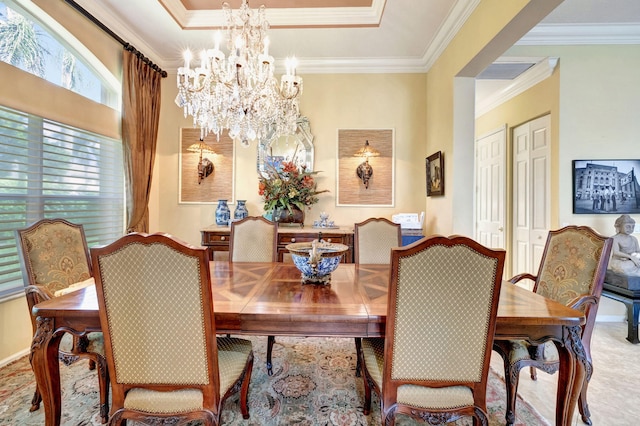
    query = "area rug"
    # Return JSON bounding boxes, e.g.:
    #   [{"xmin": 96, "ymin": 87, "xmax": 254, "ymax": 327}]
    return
[{"xmin": 0, "ymin": 336, "xmax": 550, "ymax": 425}]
